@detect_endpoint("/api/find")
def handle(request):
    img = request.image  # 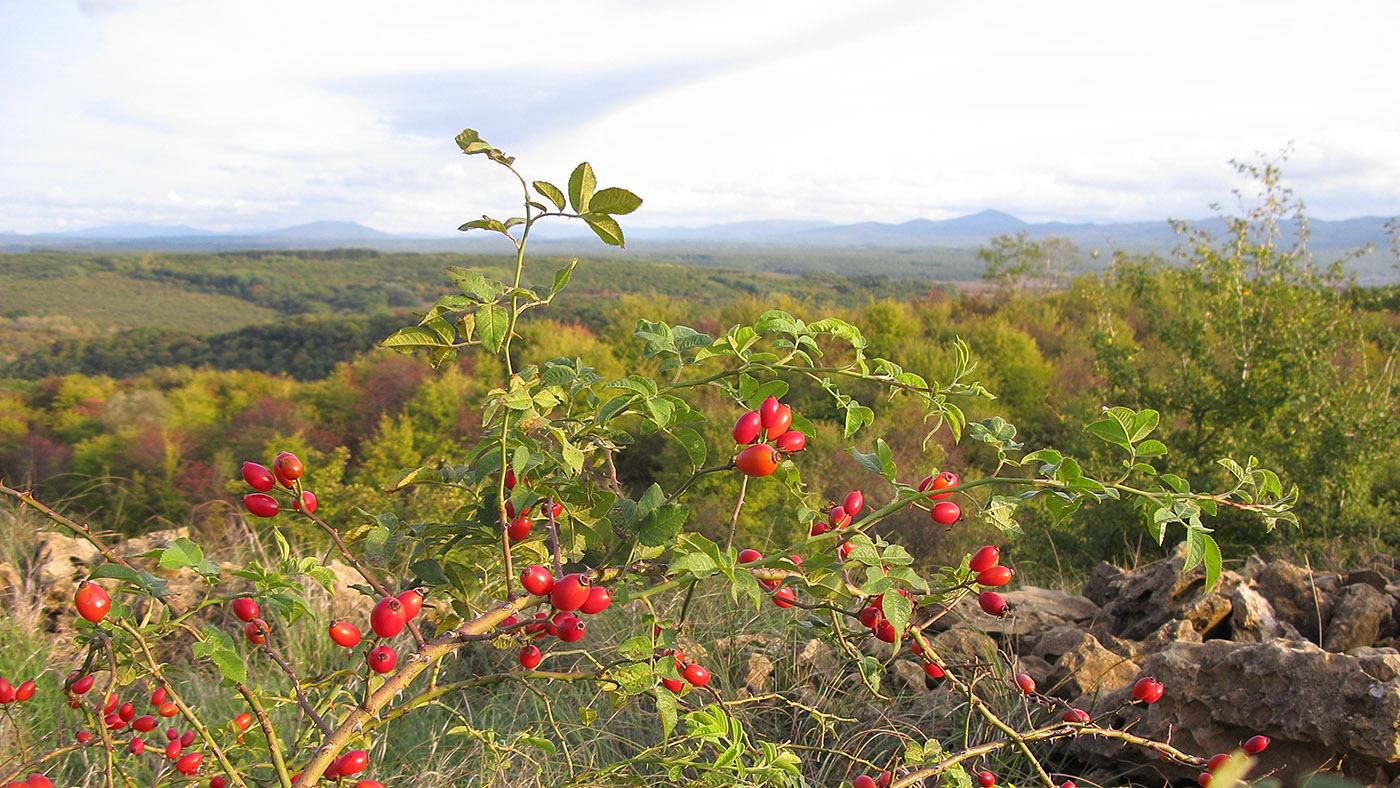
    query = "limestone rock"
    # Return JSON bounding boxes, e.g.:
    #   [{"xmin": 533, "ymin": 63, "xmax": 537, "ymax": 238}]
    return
[
  {"xmin": 33, "ymin": 532, "xmax": 100, "ymax": 601},
  {"xmin": 1069, "ymin": 639, "xmax": 1400, "ymax": 783},
  {"xmin": 892, "ymin": 659, "xmax": 932, "ymax": 694},
  {"xmin": 1346, "ymin": 568, "xmax": 1390, "ymax": 593},
  {"xmin": 1230, "ymin": 584, "xmax": 1284, "ymax": 642},
  {"xmin": 742, "ymin": 653, "xmax": 774, "ymax": 694},
  {"xmin": 931, "ymin": 626, "xmax": 998, "ymax": 662},
  {"xmin": 1323, "ymin": 583, "xmax": 1393, "ymax": 653},
  {"xmin": 1034, "ymin": 626, "xmax": 1140, "ymax": 700},
  {"xmin": 1084, "ymin": 543, "xmax": 1240, "ymax": 641},
  {"xmin": 1254, "ymin": 559, "xmax": 1334, "ymax": 643}
]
